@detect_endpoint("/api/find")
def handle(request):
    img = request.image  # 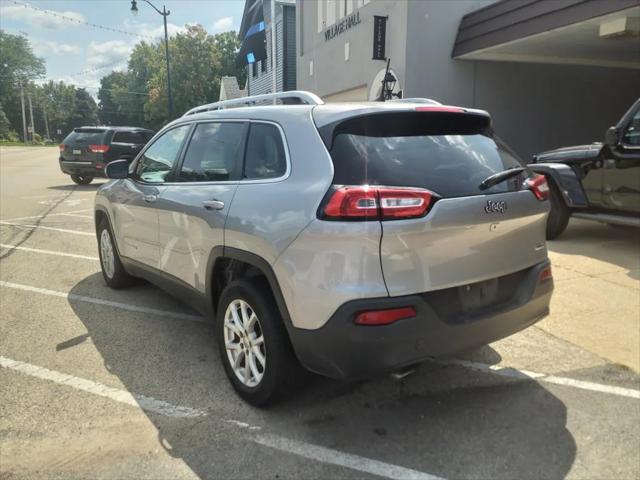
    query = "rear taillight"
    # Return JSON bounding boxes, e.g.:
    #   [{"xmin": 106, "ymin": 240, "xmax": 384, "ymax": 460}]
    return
[
  {"xmin": 88, "ymin": 144, "xmax": 109, "ymax": 153},
  {"xmin": 59, "ymin": 144, "xmax": 65, "ymax": 152},
  {"xmin": 322, "ymin": 186, "xmax": 436, "ymax": 220},
  {"xmin": 355, "ymin": 307, "xmax": 417, "ymax": 326},
  {"xmin": 526, "ymin": 175, "xmax": 549, "ymax": 201},
  {"xmin": 539, "ymin": 265, "xmax": 552, "ymax": 282}
]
